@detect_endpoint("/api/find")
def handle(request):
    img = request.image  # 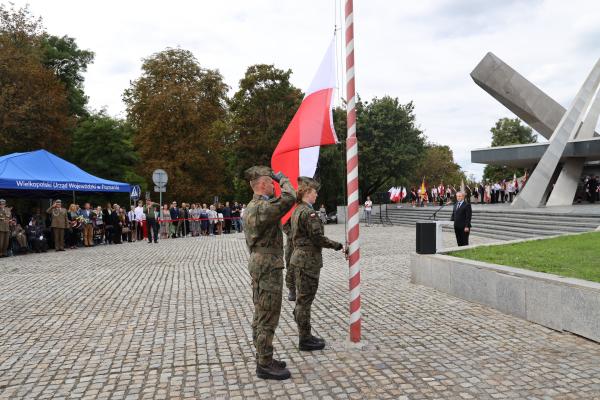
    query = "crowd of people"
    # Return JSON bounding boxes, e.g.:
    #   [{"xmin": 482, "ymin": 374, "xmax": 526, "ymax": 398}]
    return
[
  {"xmin": 0, "ymin": 198, "xmax": 248, "ymax": 257},
  {"xmin": 406, "ymin": 179, "xmax": 525, "ymax": 207}
]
